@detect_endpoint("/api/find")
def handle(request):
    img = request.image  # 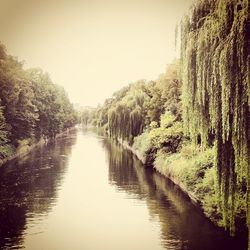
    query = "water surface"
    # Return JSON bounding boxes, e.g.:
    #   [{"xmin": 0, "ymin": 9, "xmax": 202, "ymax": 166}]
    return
[{"xmin": 0, "ymin": 129, "xmax": 245, "ymax": 249}]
